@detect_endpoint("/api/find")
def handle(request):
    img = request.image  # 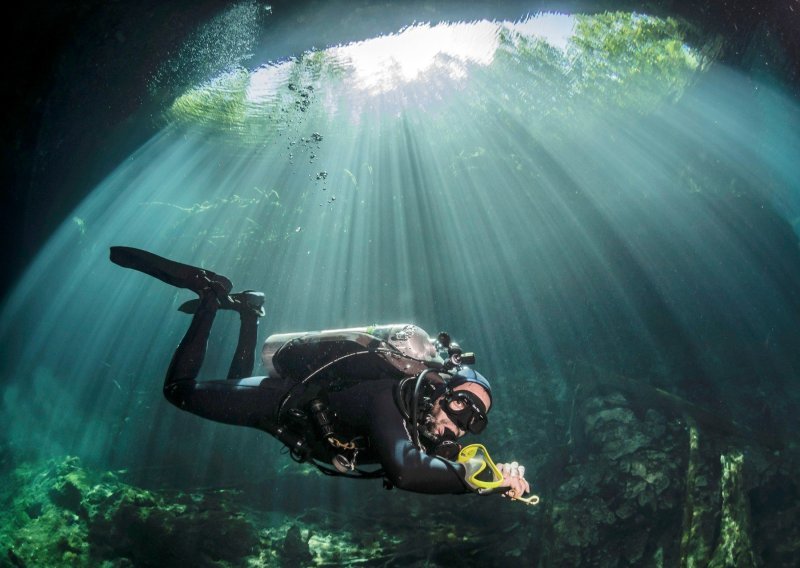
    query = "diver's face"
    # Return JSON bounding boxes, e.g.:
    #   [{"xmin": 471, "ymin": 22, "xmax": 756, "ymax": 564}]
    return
[
  {"xmin": 428, "ymin": 383, "xmax": 491, "ymax": 439},
  {"xmin": 428, "ymin": 401, "xmax": 465, "ymax": 439}
]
